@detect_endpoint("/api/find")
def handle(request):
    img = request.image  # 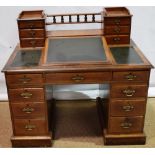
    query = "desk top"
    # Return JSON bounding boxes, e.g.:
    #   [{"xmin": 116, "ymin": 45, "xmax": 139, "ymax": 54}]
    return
[{"xmin": 2, "ymin": 30, "xmax": 153, "ymax": 73}]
